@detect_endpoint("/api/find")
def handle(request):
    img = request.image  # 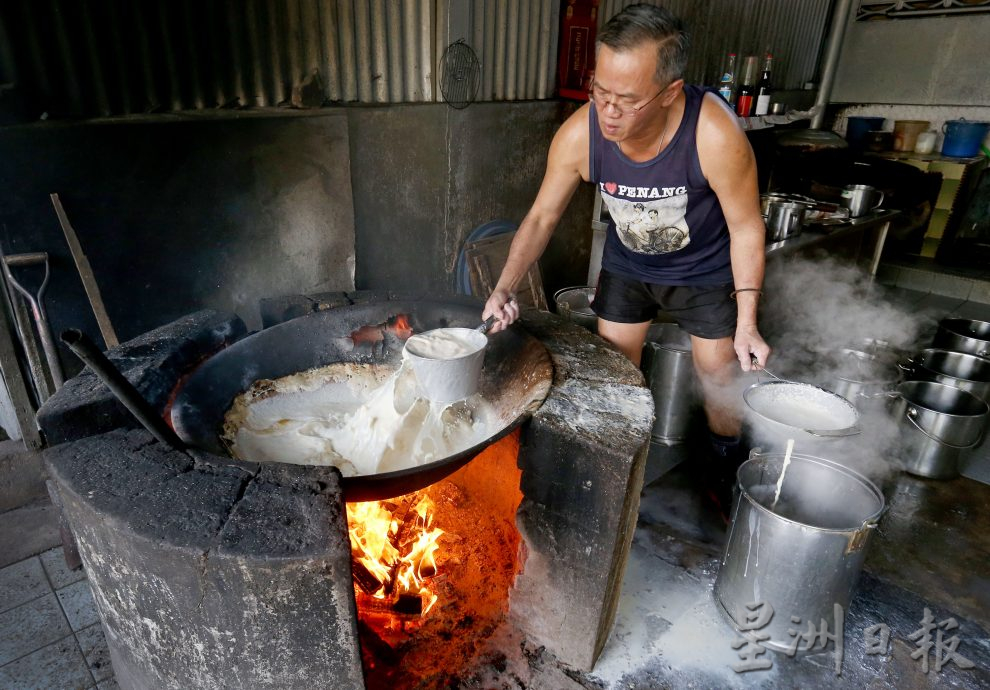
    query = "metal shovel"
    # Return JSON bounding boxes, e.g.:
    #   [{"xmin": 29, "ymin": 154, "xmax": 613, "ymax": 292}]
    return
[{"xmin": 2, "ymin": 251, "xmax": 64, "ymax": 390}]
